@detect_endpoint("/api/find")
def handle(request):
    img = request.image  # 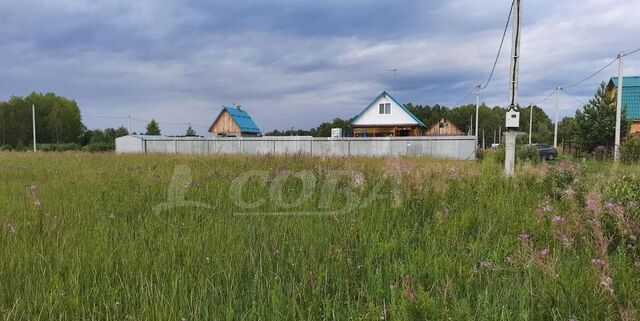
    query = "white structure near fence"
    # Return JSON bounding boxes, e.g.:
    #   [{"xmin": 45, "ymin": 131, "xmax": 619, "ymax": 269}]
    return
[{"xmin": 116, "ymin": 135, "xmax": 476, "ymax": 160}]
